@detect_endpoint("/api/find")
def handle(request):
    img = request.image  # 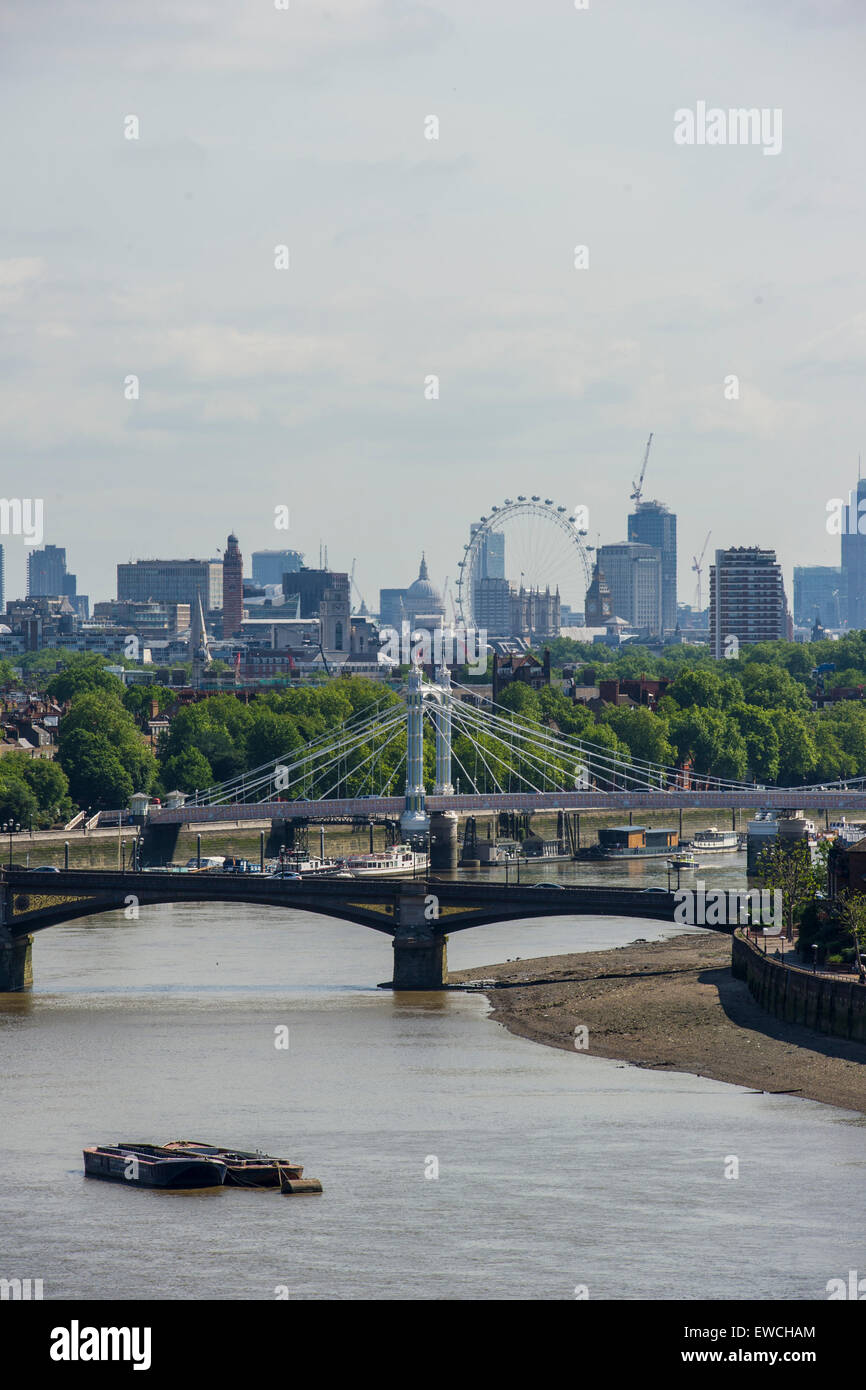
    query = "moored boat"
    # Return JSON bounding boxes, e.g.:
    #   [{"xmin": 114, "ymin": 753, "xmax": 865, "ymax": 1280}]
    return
[
  {"xmin": 691, "ymin": 827, "xmax": 739, "ymax": 853},
  {"xmin": 84, "ymin": 1144, "xmax": 226, "ymax": 1189},
  {"xmin": 345, "ymin": 844, "xmax": 428, "ymax": 877},
  {"xmin": 158, "ymin": 1140, "xmax": 304, "ymax": 1188}
]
